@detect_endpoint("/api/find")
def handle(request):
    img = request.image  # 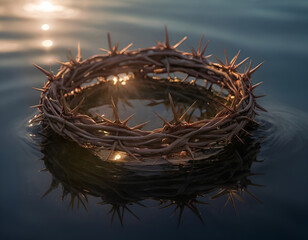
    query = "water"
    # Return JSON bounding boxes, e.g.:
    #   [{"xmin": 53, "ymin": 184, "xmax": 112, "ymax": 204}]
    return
[{"xmin": 1, "ymin": 0, "xmax": 308, "ymax": 239}]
